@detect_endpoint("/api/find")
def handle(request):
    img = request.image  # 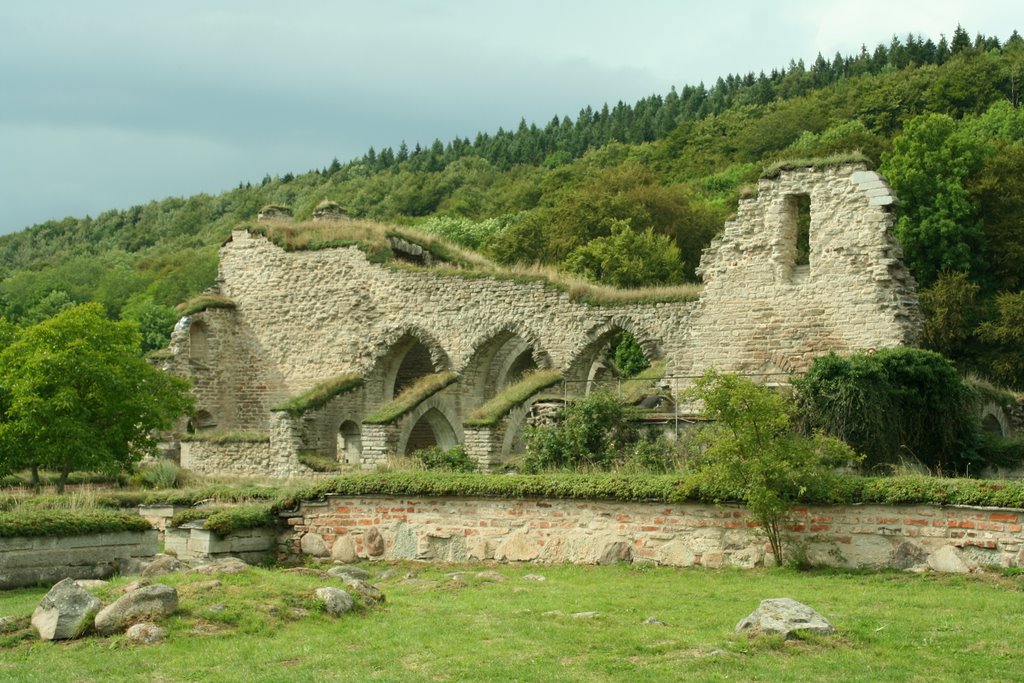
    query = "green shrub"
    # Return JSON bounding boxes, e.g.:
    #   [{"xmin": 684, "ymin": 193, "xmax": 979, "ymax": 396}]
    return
[
  {"xmin": 297, "ymin": 451, "xmax": 344, "ymax": 473},
  {"xmin": 414, "ymin": 445, "xmax": 477, "ymax": 473},
  {"xmin": 133, "ymin": 460, "xmax": 183, "ymax": 489},
  {"xmin": 523, "ymin": 390, "xmax": 639, "ymax": 472},
  {"xmin": 977, "ymin": 433, "xmax": 1024, "ymax": 470},
  {"xmin": 794, "ymin": 348, "xmax": 981, "ymax": 474}
]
